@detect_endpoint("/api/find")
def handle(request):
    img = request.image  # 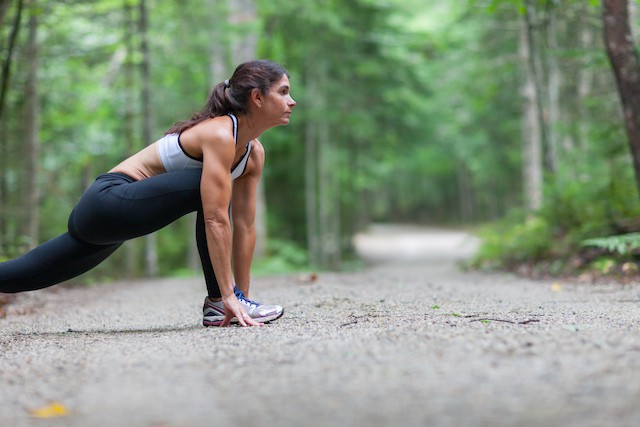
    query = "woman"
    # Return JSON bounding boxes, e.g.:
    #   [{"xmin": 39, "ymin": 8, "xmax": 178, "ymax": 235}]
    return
[{"xmin": 0, "ymin": 59, "xmax": 296, "ymax": 327}]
